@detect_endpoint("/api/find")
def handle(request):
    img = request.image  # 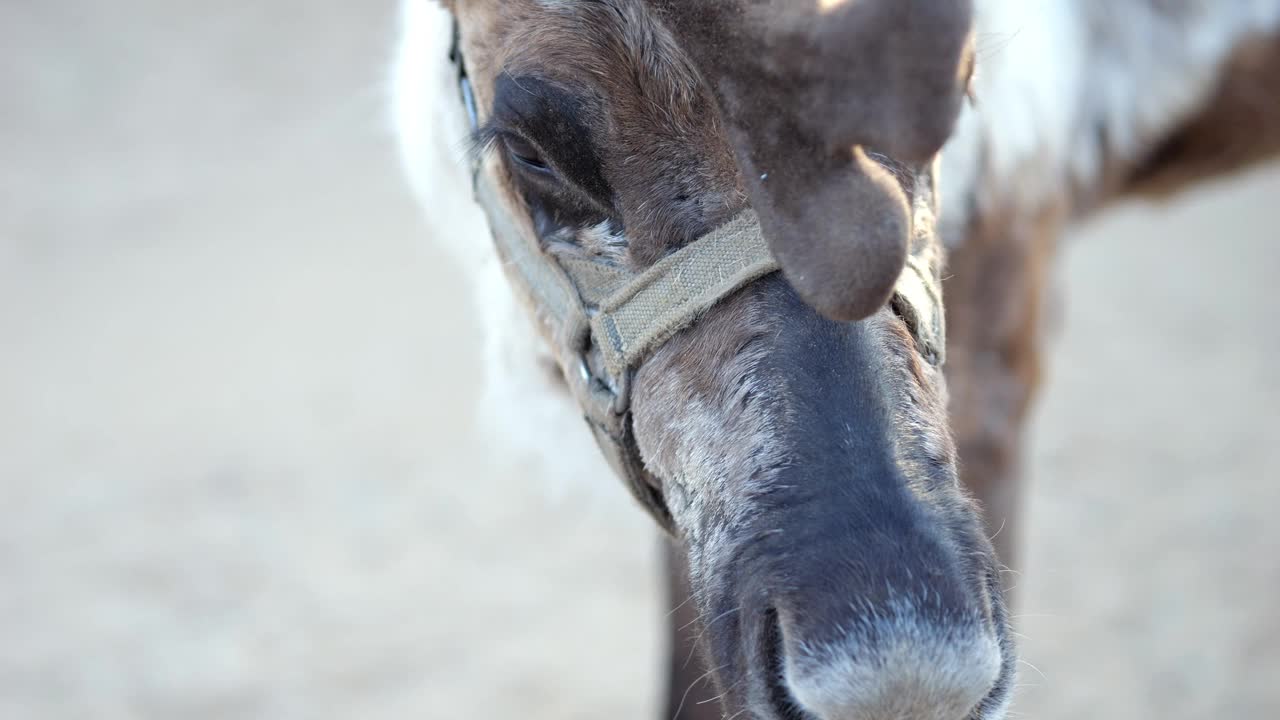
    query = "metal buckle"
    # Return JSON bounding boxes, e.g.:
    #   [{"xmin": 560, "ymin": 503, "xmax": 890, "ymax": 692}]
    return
[{"xmin": 570, "ymin": 343, "xmax": 629, "ymax": 429}]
